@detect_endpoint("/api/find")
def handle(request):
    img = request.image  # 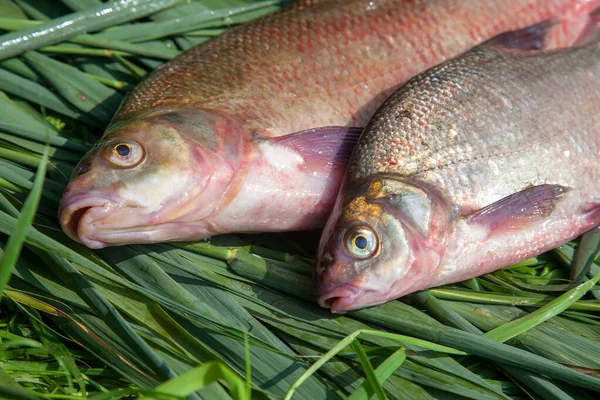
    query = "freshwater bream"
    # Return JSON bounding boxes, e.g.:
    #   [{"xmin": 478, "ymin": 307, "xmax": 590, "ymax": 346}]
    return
[
  {"xmin": 58, "ymin": 0, "xmax": 599, "ymax": 249},
  {"xmin": 315, "ymin": 44, "xmax": 600, "ymax": 312}
]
